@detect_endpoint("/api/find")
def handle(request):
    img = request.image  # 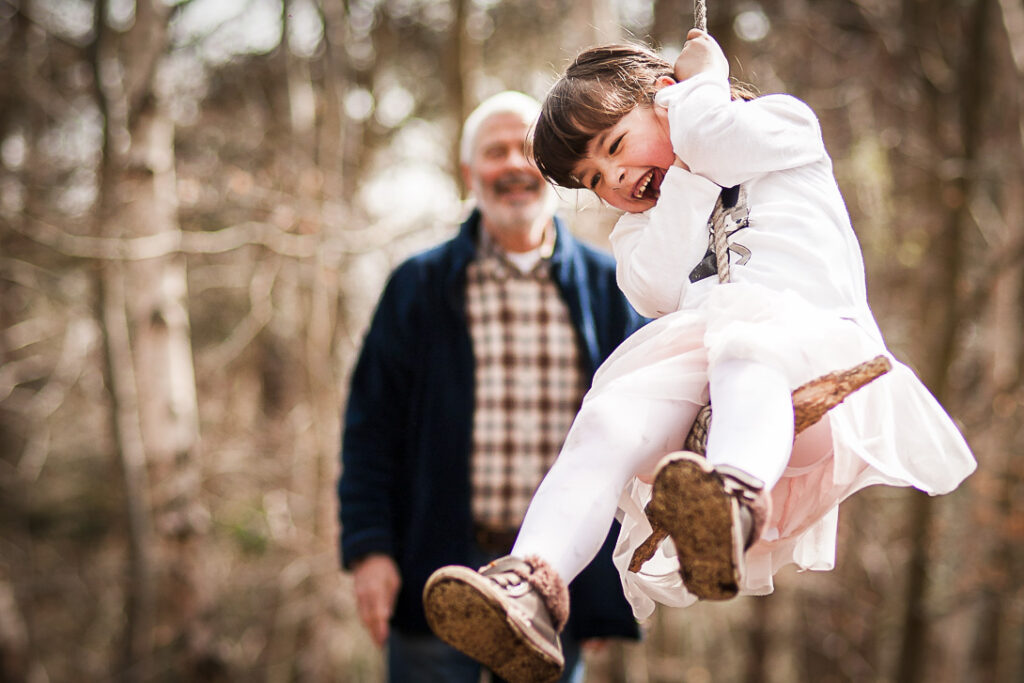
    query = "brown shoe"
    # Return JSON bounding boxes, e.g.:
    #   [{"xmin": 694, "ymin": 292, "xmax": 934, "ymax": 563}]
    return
[
  {"xmin": 645, "ymin": 451, "xmax": 770, "ymax": 601},
  {"xmin": 423, "ymin": 555, "xmax": 569, "ymax": 683}
]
